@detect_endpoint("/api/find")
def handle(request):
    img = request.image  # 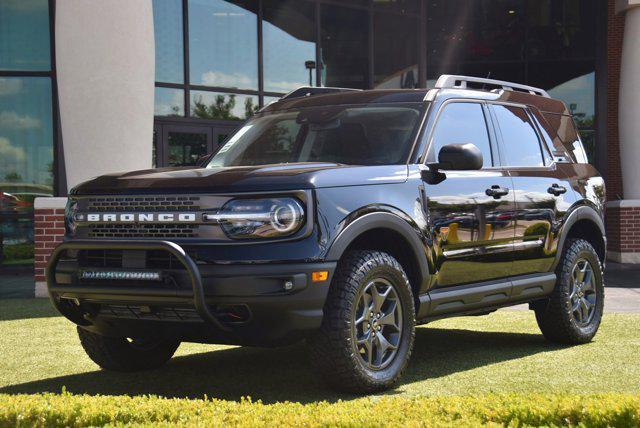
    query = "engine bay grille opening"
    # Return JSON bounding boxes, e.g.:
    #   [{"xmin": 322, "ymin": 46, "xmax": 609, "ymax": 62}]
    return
[
  {"xmin": 87, "ymin": 223, "xmax": 198, "ymax": 239},
  {"xmin": 86, "ymin": 196, "xmax": 201, "ymax": 212}
]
